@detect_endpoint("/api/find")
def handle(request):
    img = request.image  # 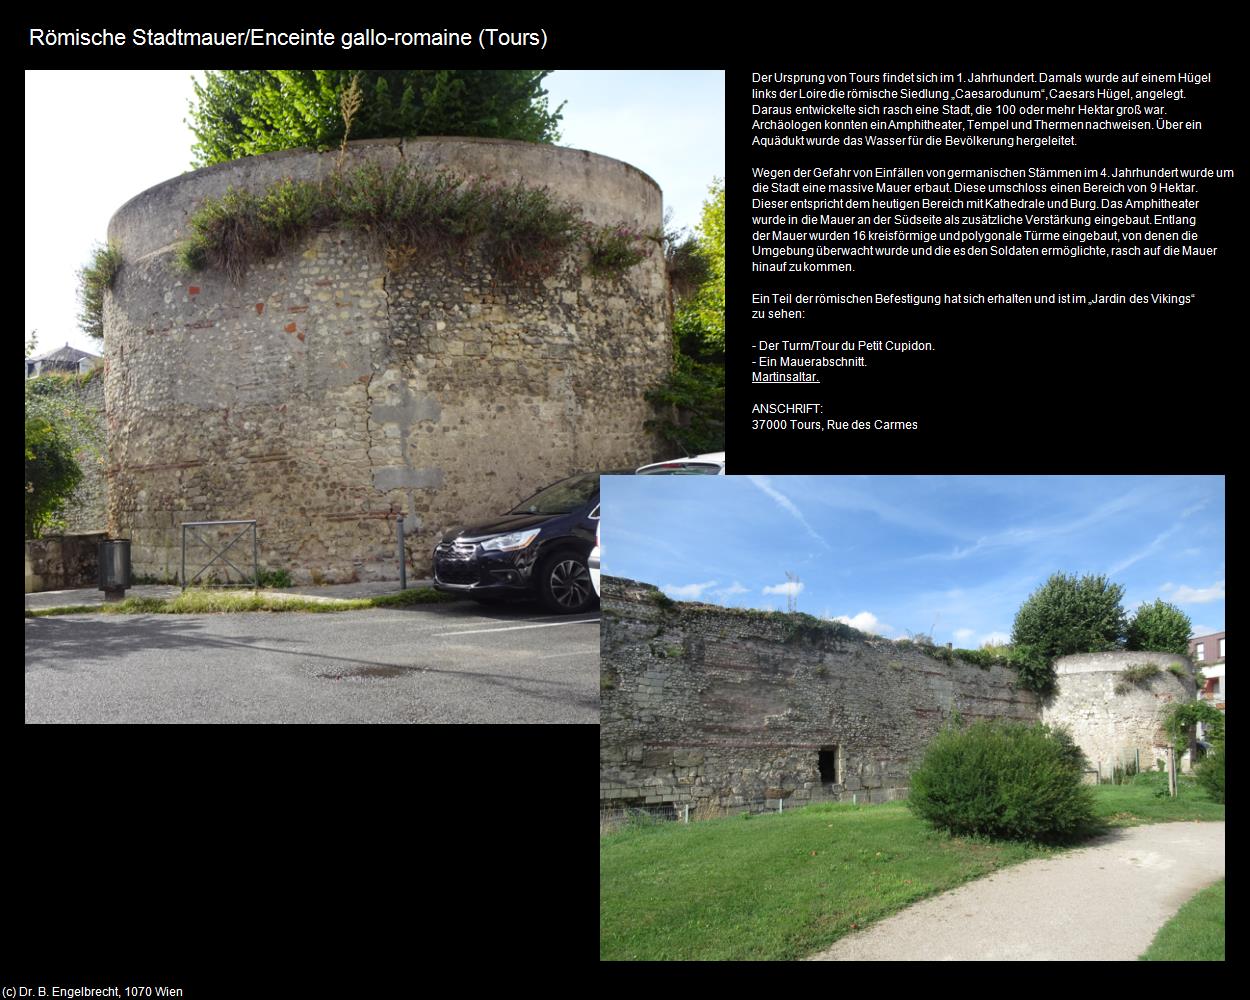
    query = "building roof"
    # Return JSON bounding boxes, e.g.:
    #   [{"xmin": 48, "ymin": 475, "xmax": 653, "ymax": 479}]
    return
[{"xmin": 32, "ymin": 343, "xmax": 100, "ymax": 365}]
